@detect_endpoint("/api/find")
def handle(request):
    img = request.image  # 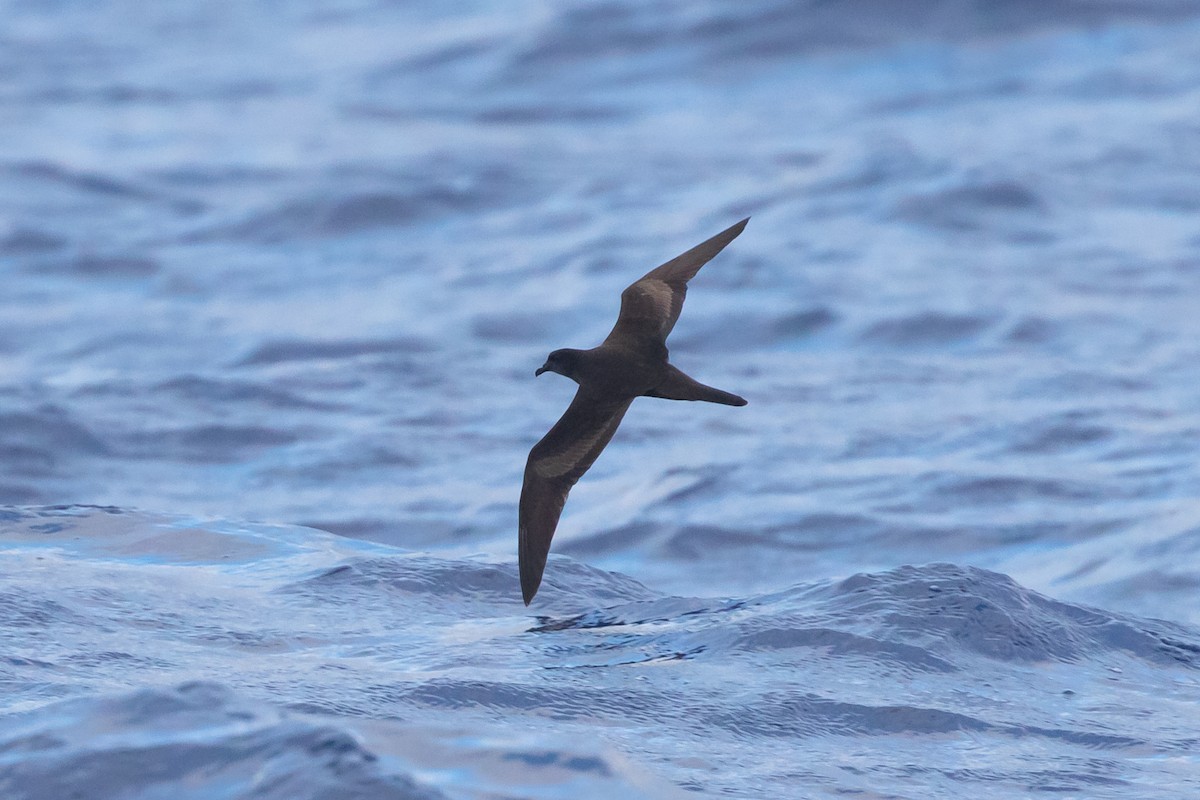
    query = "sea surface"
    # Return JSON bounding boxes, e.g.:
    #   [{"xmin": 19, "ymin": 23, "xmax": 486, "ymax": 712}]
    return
[{"xmin": 2, "ymin": 2, "xmax": 1200, "ymax": 798}]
